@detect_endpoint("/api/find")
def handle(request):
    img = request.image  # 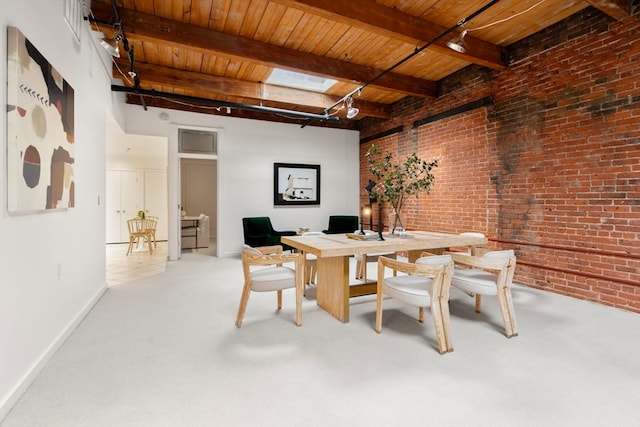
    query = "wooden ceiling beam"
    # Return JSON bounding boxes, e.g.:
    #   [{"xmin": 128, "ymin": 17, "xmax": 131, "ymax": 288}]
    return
[
  {"xmin": 271, "ymin": 0, "xmax": 506, "ymax": 70},
  {"xmin": 585, "ymin": 0, "xmax": 631, "ymax": 20},
  {"xmin": 124, "ymin": 95, "xmax": 359, "ymax": 130},
  {"xmin": 113, "ymin": 60, "xmax": 391, "ymax": 118},
  {"xmin": 91, "ymin": 1, "xmax": 437, "ymax": 98}
]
